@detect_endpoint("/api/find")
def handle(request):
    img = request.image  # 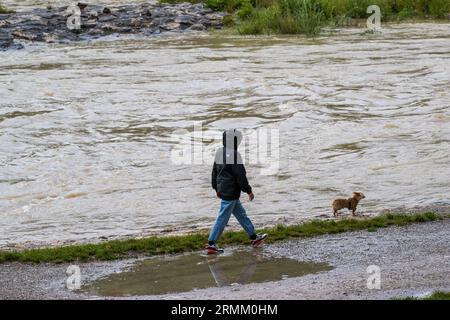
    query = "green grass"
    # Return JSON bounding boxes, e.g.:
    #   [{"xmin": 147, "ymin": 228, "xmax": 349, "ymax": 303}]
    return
[
  {"xmin": 237, "ymin": 0, "xmax": 323, "ymax": 36},
  {"xmin": 319, "ymin": 0, "xmax": 450, "ymax": 20},
  {"xmin": 176, "ymin": 0, "xmax": 450, "ymax": 35},
  {"xmin": 0, "ymin": 1, "xmax": 13, "ymax": 14},
  {"xmin": 0, "ymin": 212, "xmax": 446, "ymax": 264},
  {"xmin": 397, "ymin": 291, "xmax": 450, "ymax": 300}
]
